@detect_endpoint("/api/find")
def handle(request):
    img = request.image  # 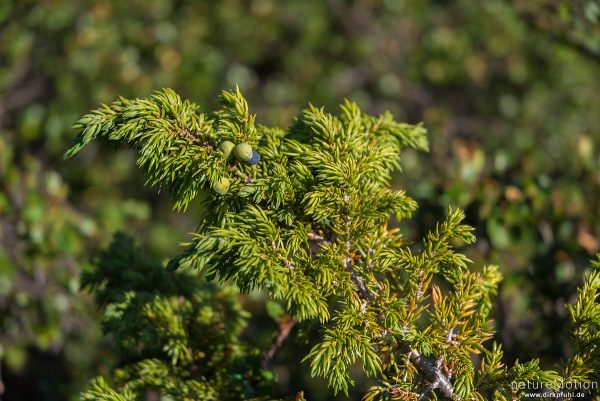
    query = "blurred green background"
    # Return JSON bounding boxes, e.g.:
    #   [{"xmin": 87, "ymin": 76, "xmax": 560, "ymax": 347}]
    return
[{"xmin": 0, "ymin": 0, "xmax": 599, "ymax": 400}]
